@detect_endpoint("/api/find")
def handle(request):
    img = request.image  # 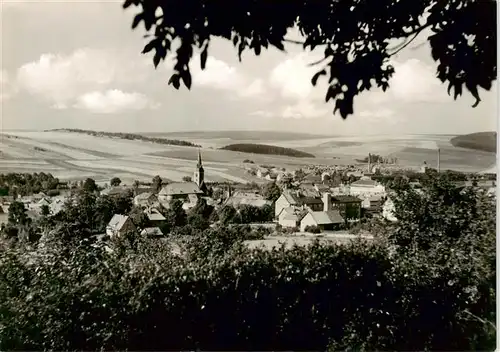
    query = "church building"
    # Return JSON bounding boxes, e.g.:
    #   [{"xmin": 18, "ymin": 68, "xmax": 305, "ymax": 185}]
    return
[
  {"xmin": 193, "ymin": 150, "xmax": 207, "ymax": 192},
  {"xmin": 158, "ymin": 149, "xmax": 207, "ymax": 209}
]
